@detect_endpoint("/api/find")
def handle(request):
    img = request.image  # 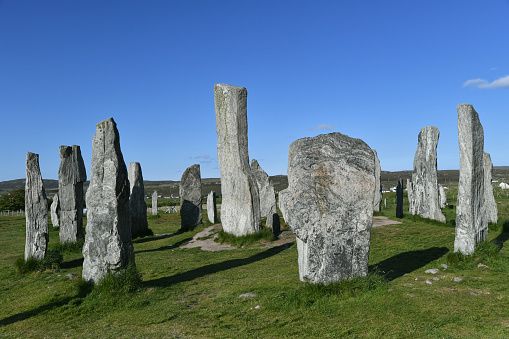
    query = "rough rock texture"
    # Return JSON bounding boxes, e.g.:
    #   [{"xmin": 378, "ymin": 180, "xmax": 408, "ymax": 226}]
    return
[
  {"xmin": 483, "ymin": 152, "xmax": 498, "ymax": 224},
  {"xmin": 25, "ymin": 152, "xmax": 49, "ymax": 260},
  {"xmin": 408, "ymin": 126, "xmax": 446, "ymax": 222},
  {"xmin": 58, "ymin": 145, "xmax": 87, "ymax": 243},
  {"xmin": 152, "ymin": 191, "xmax": 158, "ymax": 215},
  {"xmin": 251, "ymin": 159, "xmax": 279, "ymax": 233},
  {"xmin": 372, "ymin": 149, "xmax": 382, "ymax": 212},
  {"xmin": 214, "ymin": 83, "xmax": 261, "ymax": 236},
  {"xmin": 82, "ymin": 118, "xmax": 135, "ymax": 283},
  {"xmin": 439, "ymin": 185, "xmax": 447, "ymax": 209},
  {"xmin": 455, "ymin": 104, "xmax": 487, "ymax": 255},
  {"xmin": 207, "ymin": 191, "xmax": 217, "ymax": 224},
  {"xmin": 396, "ymin": 179, "xmax": 404, "ymax": 218},
  {"xmin": 128, "ymin": 162, "xmax": 149, "ymax": 236},
  {"xmin": 278, "ymin": 132, "xmax": 375, "ymax": 284},
  {"xmin": 179, "ymin": 164, "xmax": 202, "ymax": 231},
  {"xmin": 50, "ymin": 193, "xmax": 60, "ymax": 228}
]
